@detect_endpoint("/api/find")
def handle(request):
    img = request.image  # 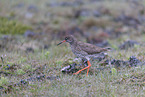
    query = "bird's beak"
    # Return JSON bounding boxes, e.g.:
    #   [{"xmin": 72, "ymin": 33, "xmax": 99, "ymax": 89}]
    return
[{"xmin": 57, "ymin": 40, "xmax": 66, "ymax": 46}]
